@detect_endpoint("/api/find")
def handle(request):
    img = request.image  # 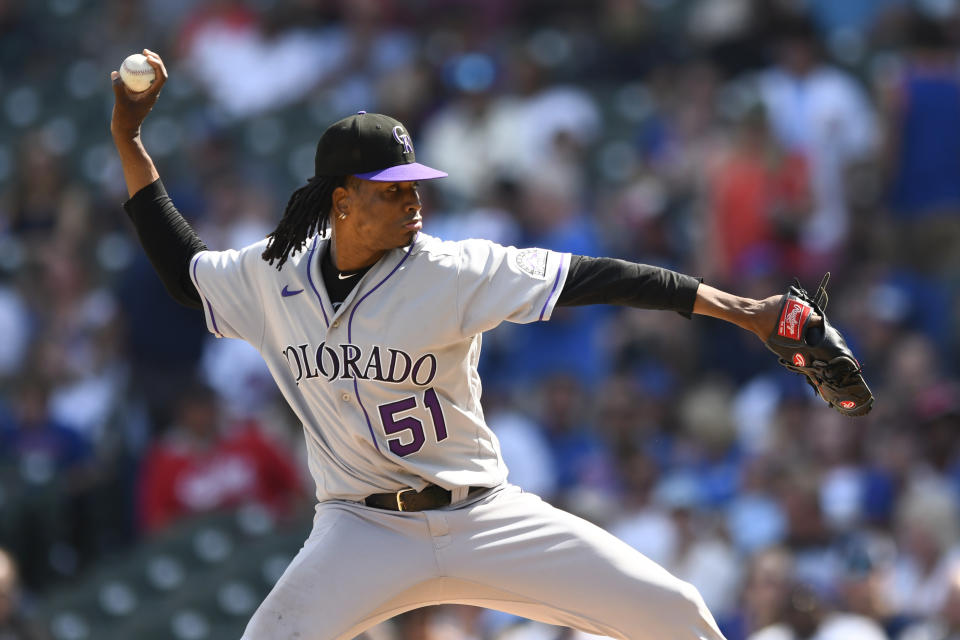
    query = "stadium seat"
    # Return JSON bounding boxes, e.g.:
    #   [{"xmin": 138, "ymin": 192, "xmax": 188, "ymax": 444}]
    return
[{"xmin": 37, "ymin": 506, "xmax": 312, "ymax": 639}]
